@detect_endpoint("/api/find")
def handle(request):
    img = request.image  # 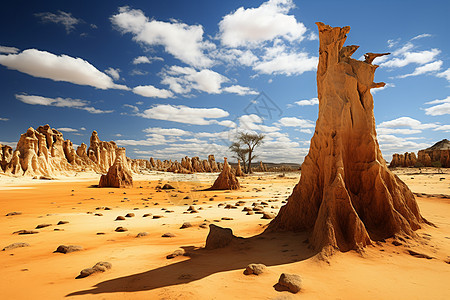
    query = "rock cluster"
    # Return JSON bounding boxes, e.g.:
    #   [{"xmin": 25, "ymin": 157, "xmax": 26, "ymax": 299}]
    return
[
  {"xmin": 389, "ymin": 139, "xmax": 449, "ymax": 168},
  {"xmin": 0, "ymin": 125, "xmax": 129, "ymax": 177},
  {"xmin": 268, "ymin": 23, "xmax": 427, "ymax": 253}
]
